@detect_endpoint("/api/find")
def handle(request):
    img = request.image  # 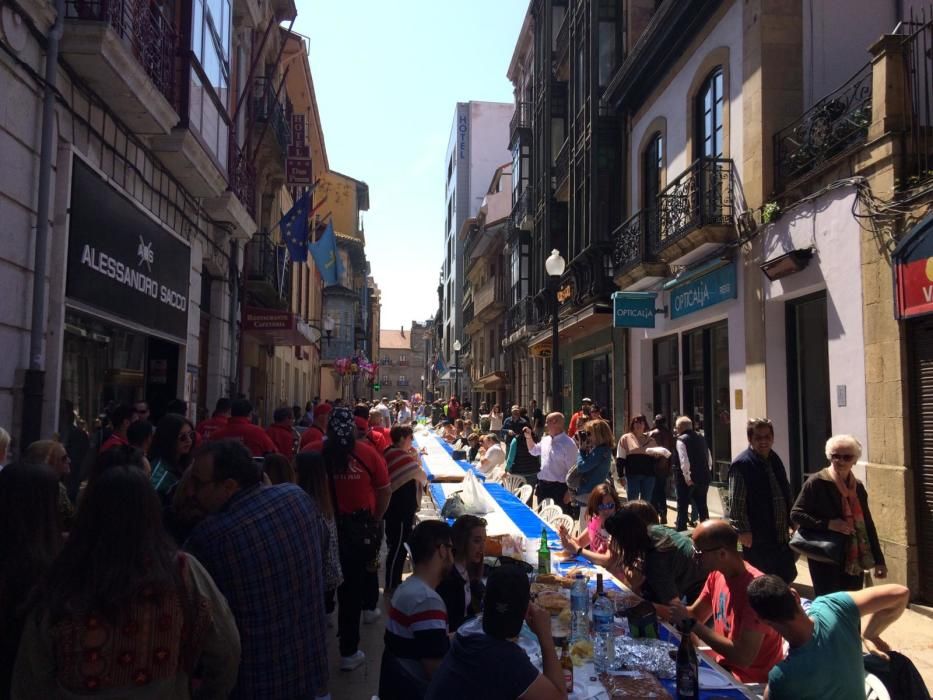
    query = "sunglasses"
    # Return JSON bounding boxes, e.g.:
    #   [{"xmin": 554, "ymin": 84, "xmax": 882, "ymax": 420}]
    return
[
  {"xmin": 692, "ymin": 545, "xmax": 724, "ymax": 558},
  {"xmin": 597, "ymin": 502, "xmax": 616, "ymax": 511},
  {"xmin": 830, "ymin": 453, "xmax": 856, "ymax": 463}
]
